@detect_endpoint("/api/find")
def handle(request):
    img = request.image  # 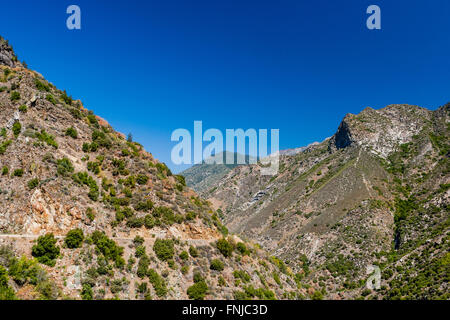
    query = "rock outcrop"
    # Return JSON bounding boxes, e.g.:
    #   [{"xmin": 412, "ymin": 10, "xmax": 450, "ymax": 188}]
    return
[{"xmin": 0, "ymin": 36, "xmax": 18, "ymax": 67}]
